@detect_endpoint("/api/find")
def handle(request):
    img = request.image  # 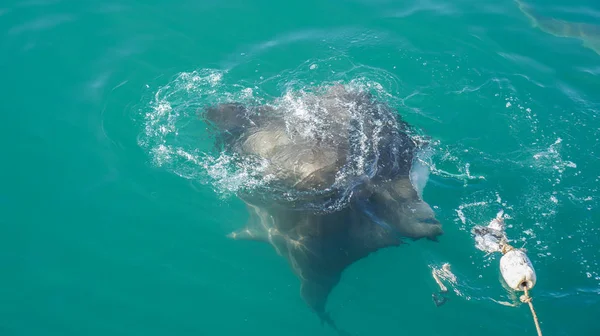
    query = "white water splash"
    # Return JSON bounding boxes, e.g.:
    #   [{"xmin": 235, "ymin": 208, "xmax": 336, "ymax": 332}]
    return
[{"xmin": 137, "ymin": 64, "xmax": 429, "ymax": 207}]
